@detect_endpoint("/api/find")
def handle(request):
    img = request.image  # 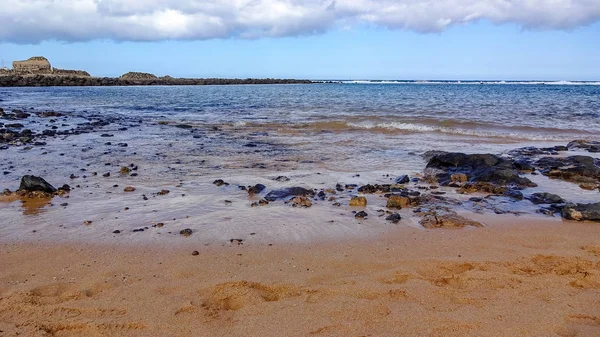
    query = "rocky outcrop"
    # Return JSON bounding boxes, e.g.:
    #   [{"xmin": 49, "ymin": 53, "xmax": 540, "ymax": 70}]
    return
[
  {"xmin": 52, "ymin": 68, "xmax": 91, "ymax": 77},
  {"xmin": 120, "ymin": 72, "xmax": 158, "ymax": 81},
  {"xmin": 12, "ymin": 56, "xmax": 52, "ymax": 74}
]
